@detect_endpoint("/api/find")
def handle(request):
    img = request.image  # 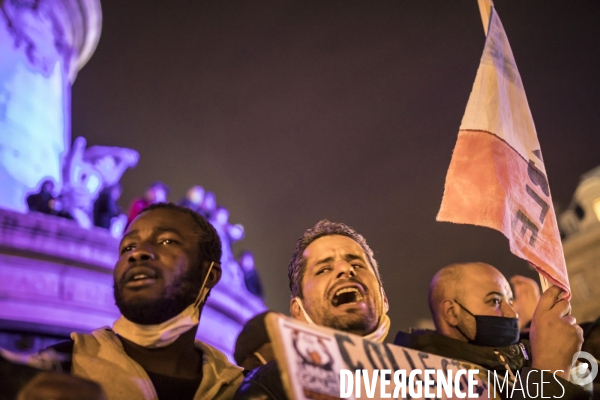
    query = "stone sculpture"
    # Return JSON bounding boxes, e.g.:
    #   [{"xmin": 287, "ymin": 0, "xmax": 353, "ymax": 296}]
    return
[{"xmin": 61, "ymin": 136, "xmax": 138, "ymax": 232}]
